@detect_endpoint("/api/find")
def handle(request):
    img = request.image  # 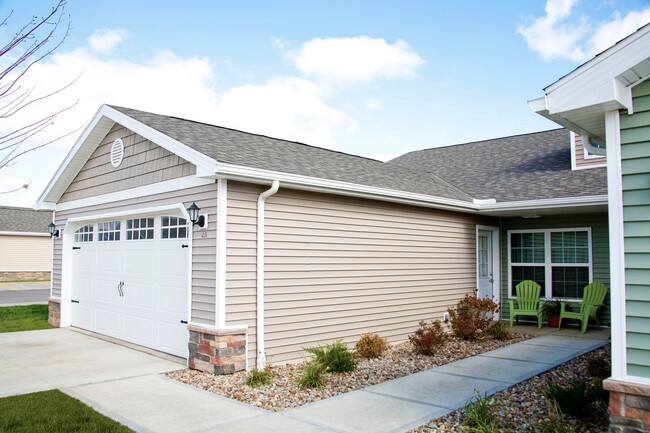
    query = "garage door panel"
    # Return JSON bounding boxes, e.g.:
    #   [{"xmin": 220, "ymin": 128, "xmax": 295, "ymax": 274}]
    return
[
  {"xmin": 95, "ymin": 279, "xmax": 121, "ymax": 304},
  {"xmin": 124, "ymin": 249, "xmax": 157, "ymax": 275},
  {"xmin": 158, "ymin": 322, "xmax": 188, "ymax": 357},
  {"xmin": 75, "ymin": 251, "xmax": 95, "ymax": 273},
  {"xmin": 160, "ymin": 249, "xmax": 188, "ymax": 276},
  {"xmin": 72, "ymin": 304, "xmax": 94, "ymax": 329},
  {"xmin": 72, "ymin": 277, "xmax": 94, "ymax": 300},
  {"xmin": 123, "ymin": 315, "xmax": 154, "ymax": 346},
  {"xmin": 123, "ymin": 283, "xmax": 155, "ymax": 310},
  {"xmin": 95, "ymin": 308, "xmax": 120, "ymax": 337},
  {"xmin": 96, "ymin": 250, "xmax": 122, "ymax": 272},
  {"xmin": 159, "ymin": 284, "xmax": 187, "ymax": 314}
]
